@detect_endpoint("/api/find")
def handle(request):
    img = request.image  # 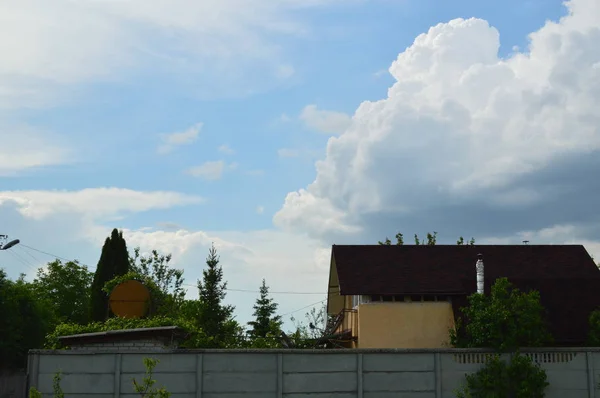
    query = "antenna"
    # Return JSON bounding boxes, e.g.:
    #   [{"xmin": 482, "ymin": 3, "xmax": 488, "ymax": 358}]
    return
[{"xmin": 523, "ymin": 240, "xmax": 529, "ymax": 245}]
